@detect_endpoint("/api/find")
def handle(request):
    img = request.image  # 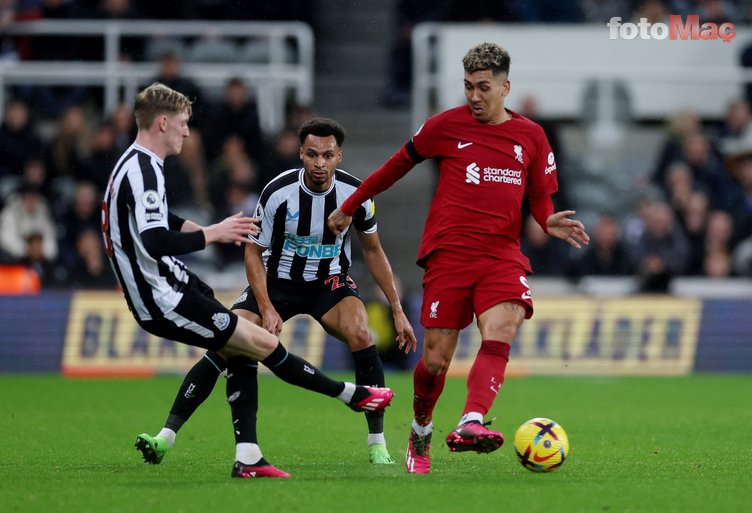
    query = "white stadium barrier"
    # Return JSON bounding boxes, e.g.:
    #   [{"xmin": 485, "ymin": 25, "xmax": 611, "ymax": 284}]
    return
[
  {"xmin": 0, "ymin": 20, "xmax": 314, "ymax": 135},
  {"xmin": 412, "ymin": 23, "xmax": 752, "ymax": 130}
]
